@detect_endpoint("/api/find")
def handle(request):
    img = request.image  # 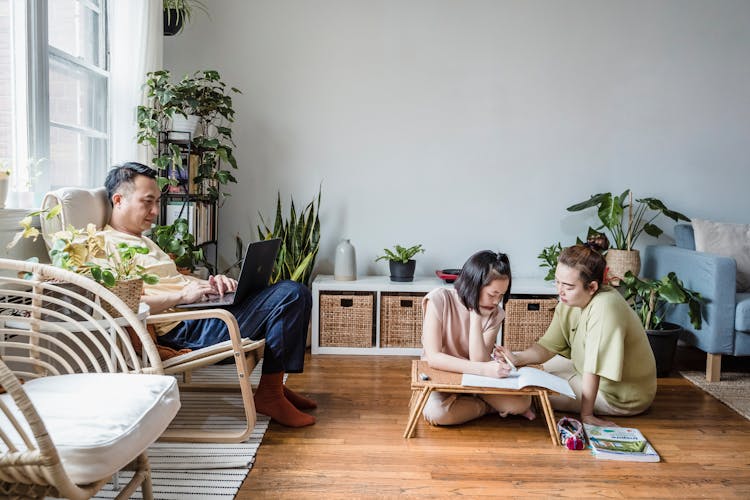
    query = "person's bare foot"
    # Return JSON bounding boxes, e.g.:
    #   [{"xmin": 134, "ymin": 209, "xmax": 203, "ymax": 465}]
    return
[{"xmin": 521, "ymin": 407, "xmax": 537, "ymax": 421}]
